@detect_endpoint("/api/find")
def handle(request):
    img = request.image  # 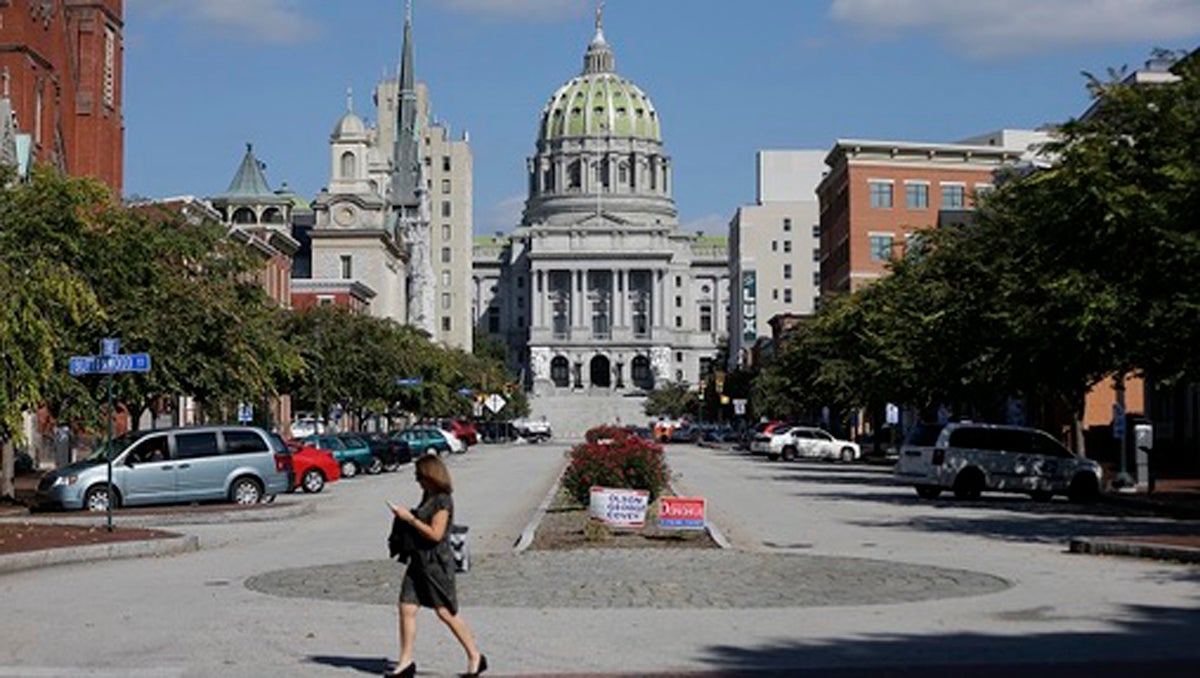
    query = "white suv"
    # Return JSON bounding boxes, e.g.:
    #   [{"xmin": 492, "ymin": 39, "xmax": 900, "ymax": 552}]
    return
[
  {"xmin": 751, "ymin": 426, "xmax": 861, "ymax": 462},
  {"xmin": 894, "ymin": 422, "xmax": 1102, "ymax": 502}
]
